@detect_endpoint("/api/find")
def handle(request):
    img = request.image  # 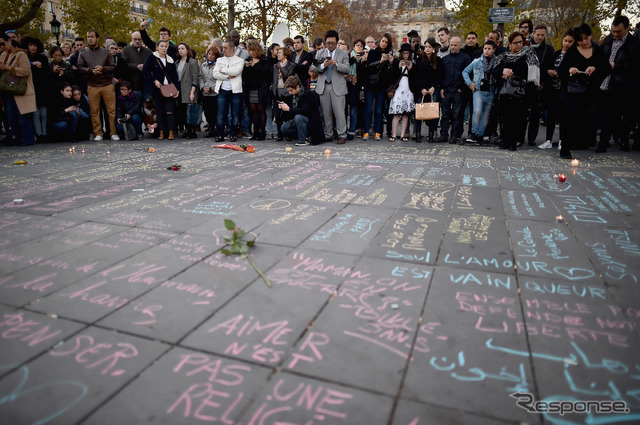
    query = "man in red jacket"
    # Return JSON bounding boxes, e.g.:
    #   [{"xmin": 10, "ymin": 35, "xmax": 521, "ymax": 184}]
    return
[{"xmin": 78, "ymin": 30, "xmax": 118, "ymax": 141}]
